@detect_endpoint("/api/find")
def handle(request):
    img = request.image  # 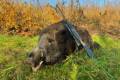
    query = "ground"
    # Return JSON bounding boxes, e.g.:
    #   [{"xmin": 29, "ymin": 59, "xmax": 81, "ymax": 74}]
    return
[{"xmin": 0, "ymin": 34, "xmax": 120, "ymax": 80}]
